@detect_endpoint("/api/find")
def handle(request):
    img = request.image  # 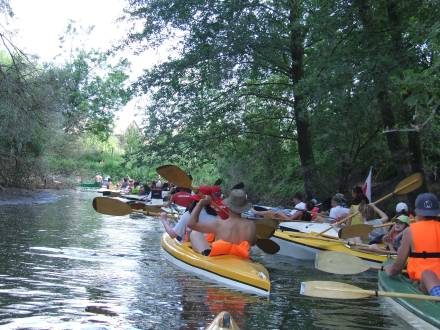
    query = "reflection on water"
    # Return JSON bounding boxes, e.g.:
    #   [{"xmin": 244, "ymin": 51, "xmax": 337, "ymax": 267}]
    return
[{"xmin": 0, "ymin": 190, "xmax": 413, "ymax": 329}]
